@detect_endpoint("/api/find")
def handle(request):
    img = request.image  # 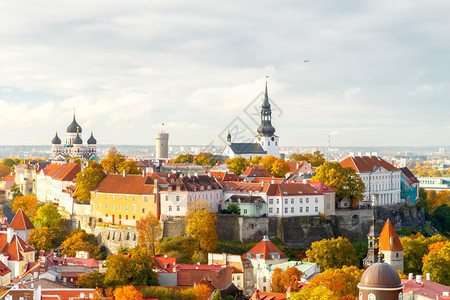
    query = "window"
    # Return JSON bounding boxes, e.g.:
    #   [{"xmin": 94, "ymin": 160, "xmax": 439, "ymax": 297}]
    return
[
  {"xmin": 98, "ymin": 203, "xmax": 100, "ymax": 208},
  {"xmin": 276, "ymin": 199, "xmax": 279, "ymax": 204},
  {"xmin": 144, "ymin": 196, "xmax": 148, "ymax": 202},
  {"xmin": 132, "ymin": 204, "xmax": 136, "ymax": 212},
  {"xmin": 300, "ymin": 207, "xmax": 303, "ymax": 212},
  {"xmin": 142, "ymin": 208, "xmax": 145, "ymax": 213},
  {"xmin": 306, "ymin": 198, "xmax": 309, "ymax": 203},
  {"xmin": 291, "ymin": 198, "xmax": 294, "ymax": 204},
  {"xmin": 105, "ymin": 203, "xmax": 108, "ymax": 209},
  {"xmin": 269, "ymin": 199, "xmax": 273, "ymax": 204},
  {"xmin": 169, "ymin": 206, "xmax": 172, "ymax": 211},
  {"xmin": 105, "ymin": 194, "xmax": 108, "ymax": 199},
  {"xmin": 176, "ymin": 196, "xmax": 180, "ymax": 201},
  {"xmin": 263, "ymin": 276, "xmax": 266, "ymax": 283},
  {"xmin": 300, "ymin": 198, "xmax": 303, "ymax": 203},
  {"xmin": 398, "ymin": 292, "xmax": 402, "ymax": 300},
  {"xmin": 306, "ymin": 207, "xmax": 309, "ymax": 212},
  {"xmin": 112, "ymin": 204, "xmax": 115, "ymax": 211},
  {"xmin": 244, "ymin": 209, "xmax": 248, "ymax": 214},
  {"xmin": 315, "ymin": 207, "xmax": 318, "ymax": 212},
  {"xmin": 133, "ymin": 196, "xmax": 135, "ymax": 201},
  {"xmin": 269, "ymin": 208, "xmax": 273, "ymax": 213},
  {"xmin": 284, "ymin": 199, "xmax": 288, "ymax": 204},
  {"xmin": 165, "ymin": 195, "xmax": 169, "ymax": 201},
  {"xmin": 368, "ymin": 293, "xmax": 376, "ymax": 300},
  {"xmin": 315, "ymin": 198, "xmax": 318, "ymax": 203},
  {"xmin": 284, "ymin": 207, "xmax": 288, "ymax": 213},
  {"xmin": 277, "ymin": 208, "xmax": 279, "ymax": 214},
  {"xmin": 359, "ymin": 292, "xmax": 362, "ymax": 300},
  {"xmin": 177, "ymin": 206, "xmax": 180, "ymax": 211},
  {"xmin": 119, "ymin": 205, "xmax": 122, "ymax": 211},
  {"xmin": 291, "ymin": 207, "xmax": 294, "ymax": 213}
]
